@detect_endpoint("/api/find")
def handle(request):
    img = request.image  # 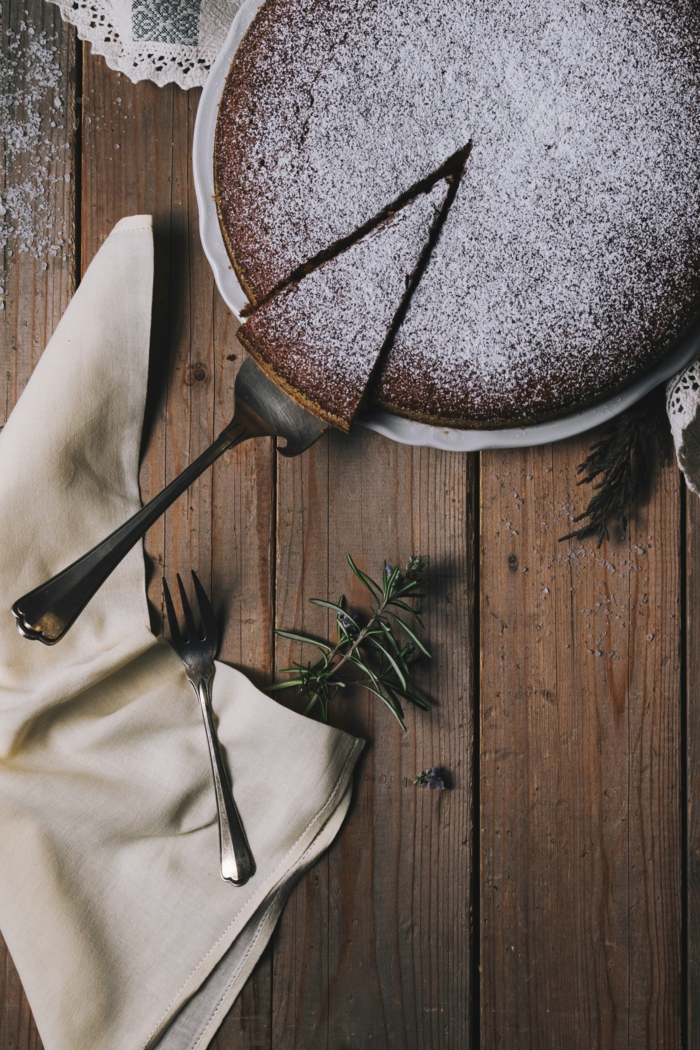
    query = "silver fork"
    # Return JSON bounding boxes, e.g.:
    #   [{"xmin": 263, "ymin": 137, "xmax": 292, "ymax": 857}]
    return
[{"xmin": 163, "ymin": 570, "xmax": 255, "ymax": 887}]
